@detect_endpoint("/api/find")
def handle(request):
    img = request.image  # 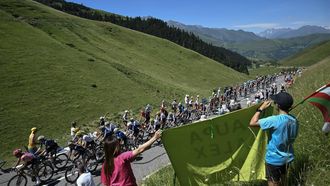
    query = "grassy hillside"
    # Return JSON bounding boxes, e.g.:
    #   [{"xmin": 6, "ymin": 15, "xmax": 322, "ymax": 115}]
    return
[
  {"xmin": 281, "ymin": 40, "xmax": 330, "ymax": 66},
  {"xmin": 288, "ymin": 56, "xmax": 330, "ymax": 185},
  {"xmin": 0, "ymin": 0, "xmax": 248, "ymax": 161}
]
